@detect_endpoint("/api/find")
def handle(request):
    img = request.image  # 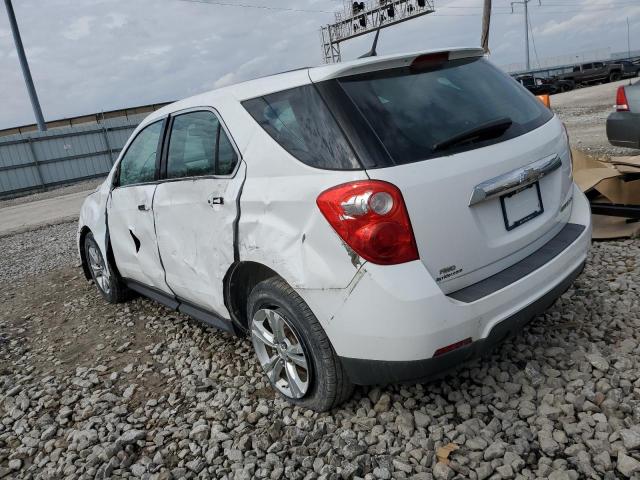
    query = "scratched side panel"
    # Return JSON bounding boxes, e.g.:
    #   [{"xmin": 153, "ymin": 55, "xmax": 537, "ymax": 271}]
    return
[{"xmin": 238, "ymin": 132, "xmax": 368, "ymax": 290}]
